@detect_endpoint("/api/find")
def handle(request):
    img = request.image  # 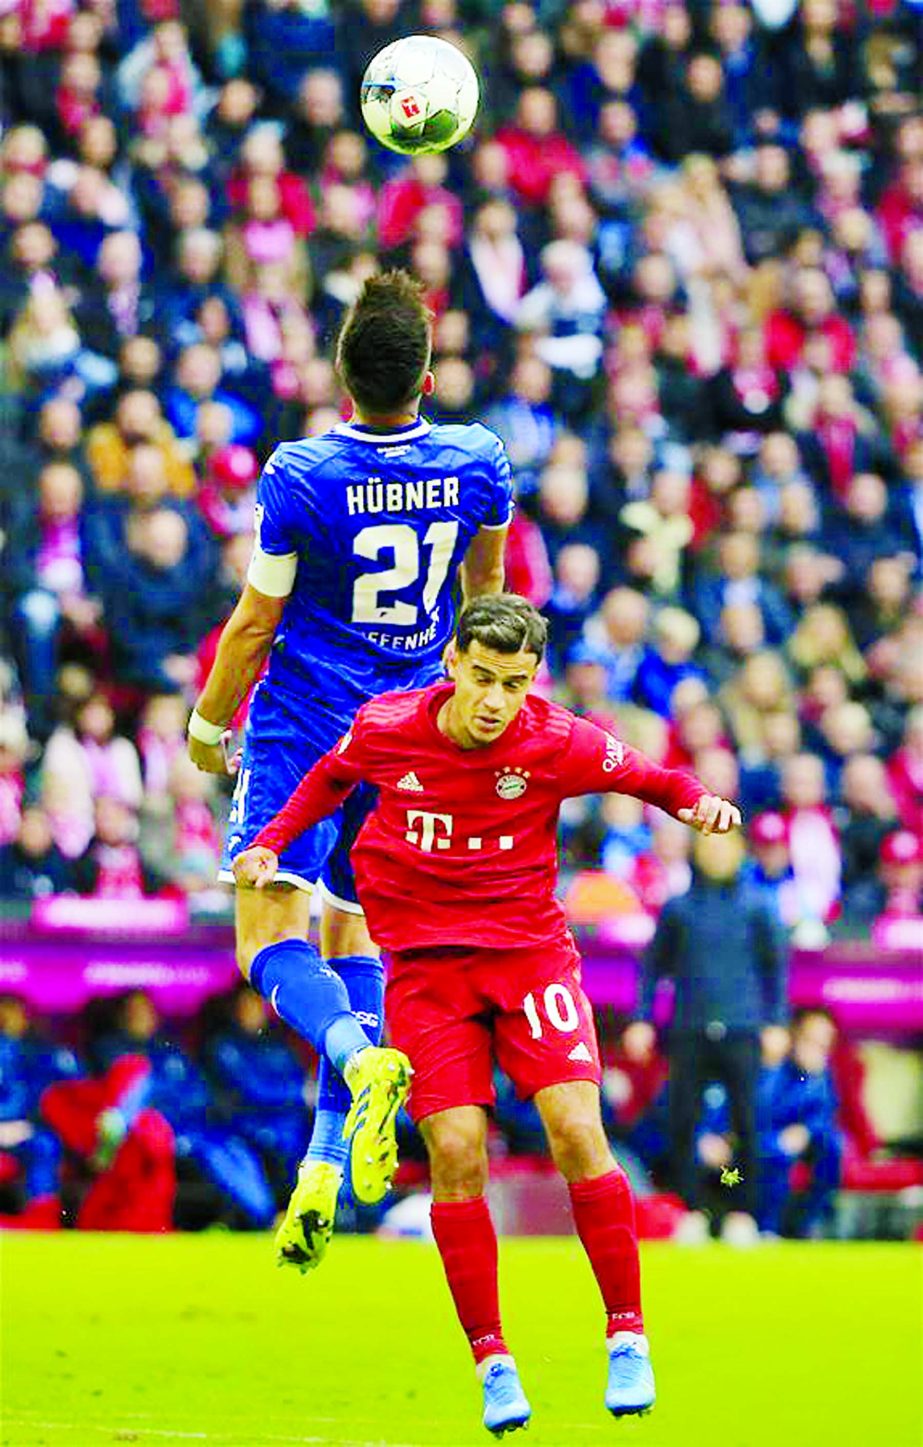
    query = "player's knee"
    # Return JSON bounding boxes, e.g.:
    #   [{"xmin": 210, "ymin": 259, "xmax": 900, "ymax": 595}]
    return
[
  {"xmin": 424, "ymin": 1123, "xmax": 488, "ymax": 1198},
  {"xmin": 545, "ymin": 1114, "xmax": 612, "ymax": 1184},
  {"xmin": 236, "ymin": 925, "xmax": 301, "ymax": 979}
]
